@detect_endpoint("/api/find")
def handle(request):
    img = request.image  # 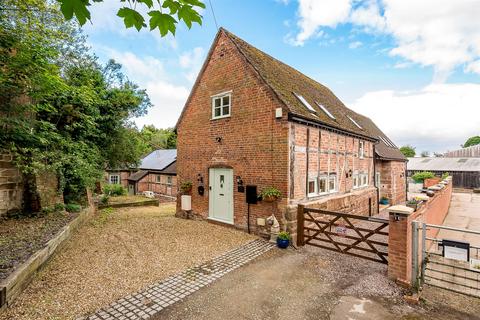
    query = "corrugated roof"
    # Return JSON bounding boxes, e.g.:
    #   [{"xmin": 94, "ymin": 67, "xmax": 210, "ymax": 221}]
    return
[
  {"xmin": 407, "ymin": 157, "xmax": 480, "ymax": 172},
  {"xmin": 139, "ymin": 149, "xmax": 177, "ymax": 171},
  {"xmin": 222, "ymin": 29, "xmax": 376, "ymax": 140}
]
